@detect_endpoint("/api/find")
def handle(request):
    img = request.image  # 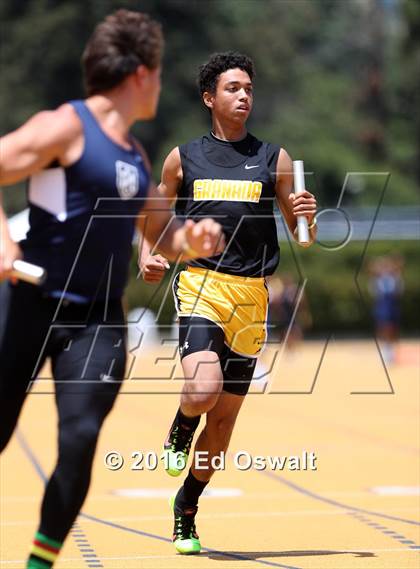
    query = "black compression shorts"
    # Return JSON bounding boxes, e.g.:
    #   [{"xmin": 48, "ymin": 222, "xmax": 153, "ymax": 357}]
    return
[{"xmin": 178, "ymin": 316, "xmax": 257, "ymax": 396}]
